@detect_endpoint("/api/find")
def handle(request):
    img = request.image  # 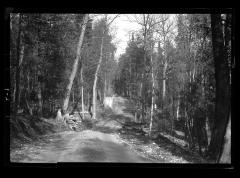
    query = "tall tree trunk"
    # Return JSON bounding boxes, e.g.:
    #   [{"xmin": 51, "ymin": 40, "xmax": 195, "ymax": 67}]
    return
[
  {"xmin": 218, "ymin": 14, "xmax": 231, "ymax": 164},
  {"xmin": 81, "ymin": 62, "xmax": 85, "ymax": 120},
  {"xmin": 186, "ymin": 109, "xmax": 194, "ymax": 149},
  {"xmin": 88, "ymin": 91, "xmax": 90, "ymax": 107},
  {"xmin": 72, "ymin": 88, "xmax": 75, "ymax": 103},
  {"xmin": 92, "ymin": 36, "xmax": 104, "ymax": 119},
  {"xmin": 149, "ymin": 44, "xmax": 154, "ymax": 136},
  {"xmin": 176, "ymin": 95, "xmax": 180, "ymax": 120},
  {"xmin": 14, "ymin": 14, "xmax": 23, "ymax": 116},
  {"xmin": 92, "ymin": 14, "xmax": 119, "ymax": 119},
  {"xmin": 141, "ymin": 25, "xmax": 147, "ymax": 123},
  {"xmin": 206, "ymin": 115, "xmax": 211, "ymax": 147},
  {"xmin": 140, "ymin": 73, "xmax": 144, "ymax": 123},
  {"xmin": 208, "ymin": 14, "xmax": 231, "ymax": 161},
  {"xmin": 98, "ymin": 89, "xmax": 102, "ymax": 104},
  {"xmin": 171, "ymin": 95, "xmax": 175, "ymax": 135},
  {"xmin": 192, "ymin": 51, "xmax": 197, "ymax": 82},
  {"xmin": 25, "ymin": 95, "xmax": 33, "ymax": 116},
  {"xmin": 37, "ymin": 71, "xmax": 43, "ymax": 117},
  {"xmin": 18, "ymin": 44, "xmax": 25, "ymax": 106},
  {"xmin": 25, "ymin": 70, "xmax": 33, "ymax": 115},
  {"xmin": 13, "ymin": 78, "xmax": 16, "ymax": 104},
  {"xmin": 17, "ymin": 41, "xmax": 24, "ymax": 109},
  {"xmin": 162, "ymin": 61, "xmax": 168, "ymax": 108},
  {"xmin": 37, "ymin": 85, "xmax": 42, "ymax": 116},
  {"xmin": 36, "ymin": 14, "xmax": 42, "ymax": 117},
  {"xmin": 129, "ymin": 58, "xmax": 132, "ymax": 99},
  {"xmin": 62, "ymin": 14, "xmax": 88, "ymax": 114},
  {"xmin": 104, "ymin": 72, "xmax": 106, "ymax": 99},
  {"xmin": 219, "ymin": 113, "xmax": 231, "ymax": 163},
  {"xmin": 202, "ymin": 73, "xmax": 211, "ymax": 147}
]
